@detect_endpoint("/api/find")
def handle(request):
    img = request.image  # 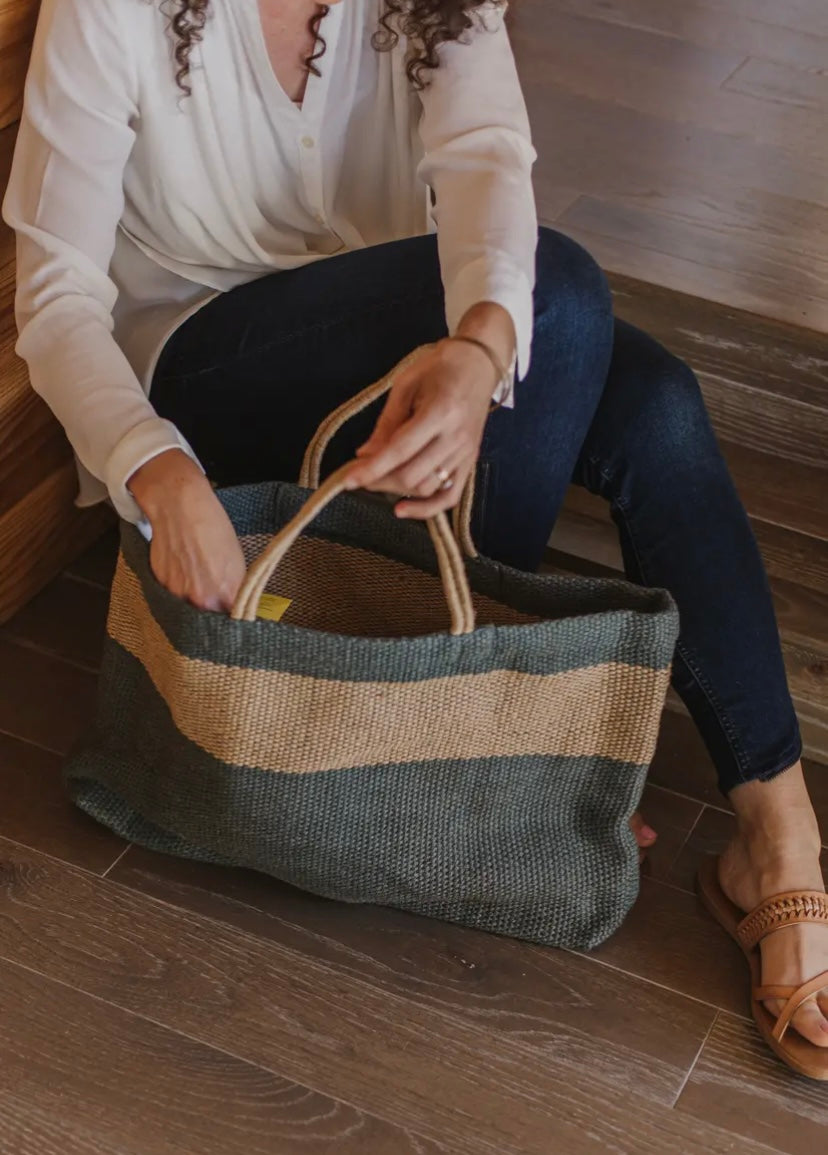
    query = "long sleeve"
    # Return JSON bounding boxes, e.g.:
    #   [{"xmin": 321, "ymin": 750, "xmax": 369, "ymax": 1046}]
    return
[
  {"xmin": 416, "ymin": 2, "xmax": 538, "ymax": 404},
  {"xmin": 2, "ymin": 0, "xmax": 200, "ymax": 523}
]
